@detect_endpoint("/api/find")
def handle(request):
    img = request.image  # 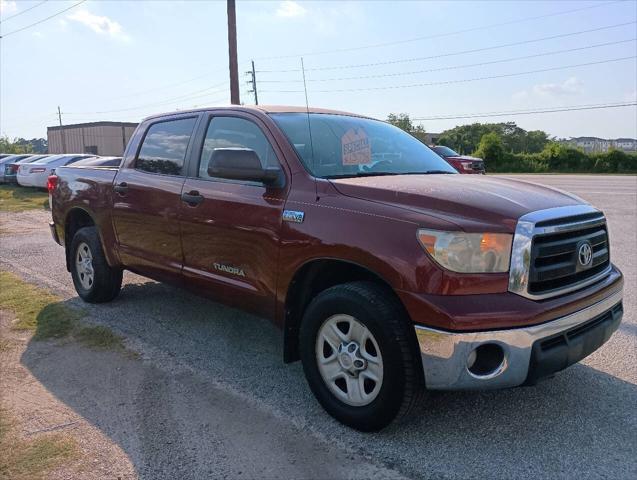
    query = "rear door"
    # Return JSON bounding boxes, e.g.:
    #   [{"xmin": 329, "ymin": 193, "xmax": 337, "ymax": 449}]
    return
[
  {"xmin": 111, "ymin": 114, "xmax": 200, "ymax": 281},
  {"xmin": 179, "ymin": 112, "xmax": 289, "ymax": 318}
]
